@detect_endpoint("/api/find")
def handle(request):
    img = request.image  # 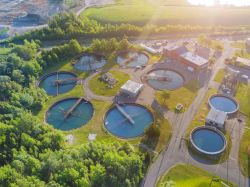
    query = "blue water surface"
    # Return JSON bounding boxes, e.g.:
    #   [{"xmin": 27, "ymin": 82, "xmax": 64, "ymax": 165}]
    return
[
  {"xmin": 209, "ymin": 96, "xmax": 237, "ymax": 113},
  {"xmin": 74, "ymin": 54, "xmax": 107, "ymax": 71},
  {"xmin": 39, "ymin": 72, "xmax": 77, "ymax": 96},
  {"xmin": 105, "ymin": 104, "xmax": 153, "ymax": 138},
  {"xmin": 46, "ymin": 99, "xmax": 94, "ymax": 131},
  {"xmin": 147, "ymin": 70, "xmax": 184, "ymax": 90},
  {"xmin": 117, "ymin": 51, "xmax": 149, "ymax": 67},
  {"xmin": 192, "ymin": 129, "xmax": 225, "ymax": 153}
]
